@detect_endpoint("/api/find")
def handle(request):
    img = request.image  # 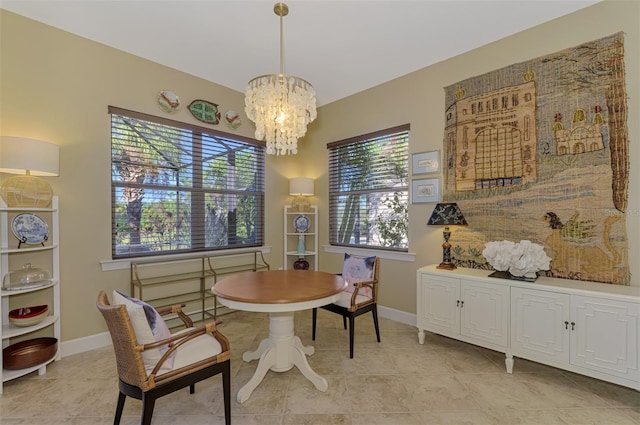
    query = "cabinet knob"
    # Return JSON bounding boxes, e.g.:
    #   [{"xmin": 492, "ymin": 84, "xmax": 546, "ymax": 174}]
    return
[
  {"xmin": 571, "ymin": 321, "xmax": 575, "ymax": 331},
  {"xmin": 564, "ymin": 321, "xmax": 569, "ymax": 330},
  {"xmin": 456, "ymin": 300, "xmax": 460, "ymax": 307},
  {"xmin": 460, "ymin": 300, "xmax": 464, "ymax": 308}
]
